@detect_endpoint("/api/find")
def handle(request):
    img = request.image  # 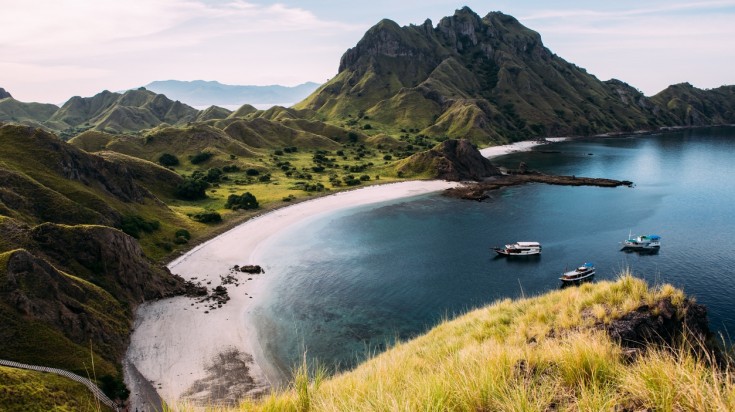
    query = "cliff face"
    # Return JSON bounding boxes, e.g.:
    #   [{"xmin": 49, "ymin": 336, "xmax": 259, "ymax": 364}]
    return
[
  {"xmin": 0, "ymin": 220, "xmax": 186, "ymax": 380},
  {"xmin": 398, "ymin": 139, "xmax": 502, "ymax": 181}
]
